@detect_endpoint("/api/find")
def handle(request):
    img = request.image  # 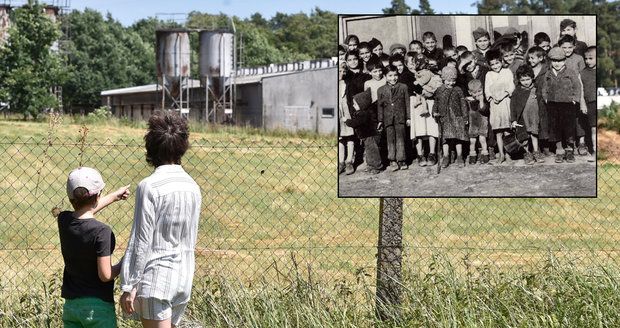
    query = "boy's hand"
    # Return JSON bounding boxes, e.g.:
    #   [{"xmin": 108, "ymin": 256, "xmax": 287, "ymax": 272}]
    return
[
  {"xmin": 120, "ymin": 288, "xmax": 137, "ymax": 315},
  {"xmin": 406, "ymin": 119, "xmax": 411, "ymax": 127},
  {"xmin": 377, "ymin": 122, "xmax": 383, "ymax": 131},
  {"xmin": 113, "ymin": 185, "xmax": 131, "ymax": 202},
  {"xmin": 580, "ymin": 103, "xmax": 588, "ymax": 114}
]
